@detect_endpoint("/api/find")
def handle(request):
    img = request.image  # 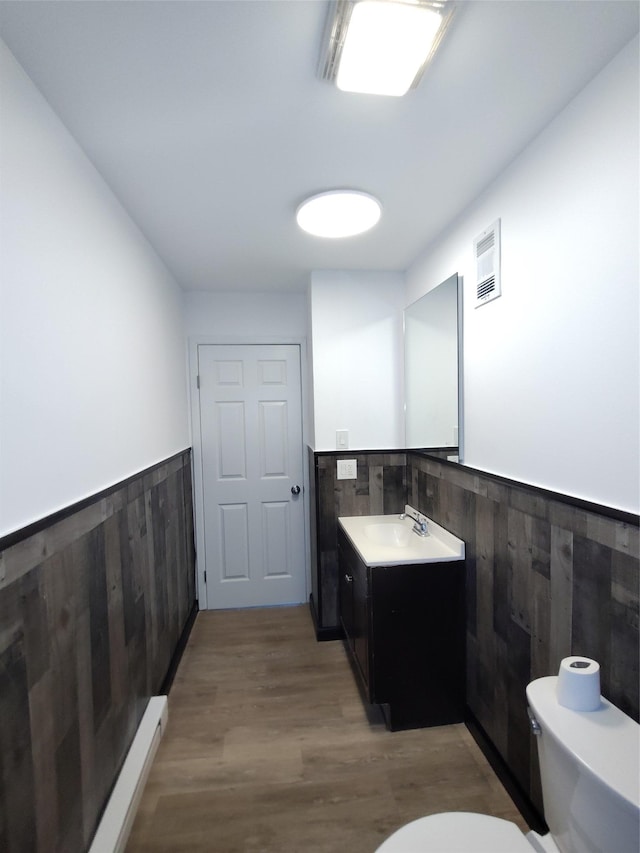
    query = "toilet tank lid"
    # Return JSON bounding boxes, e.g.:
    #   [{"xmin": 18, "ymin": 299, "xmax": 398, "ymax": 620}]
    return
[{"xmin": 527, "ymin": 677, "xmax": 639, "ymax": 809}]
